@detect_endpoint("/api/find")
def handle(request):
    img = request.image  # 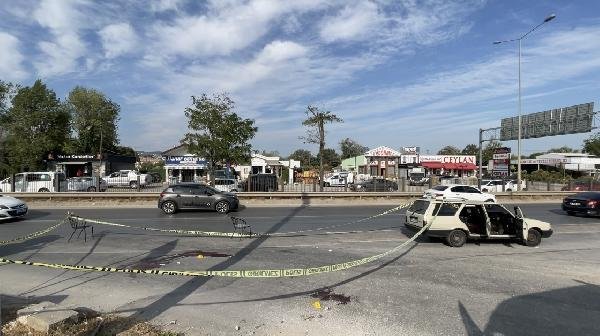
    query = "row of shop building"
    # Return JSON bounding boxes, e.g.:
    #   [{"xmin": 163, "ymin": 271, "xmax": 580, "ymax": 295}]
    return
[{"xmin": 340, "ymin": 146, "xmax": 478, "ymax": 179}]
